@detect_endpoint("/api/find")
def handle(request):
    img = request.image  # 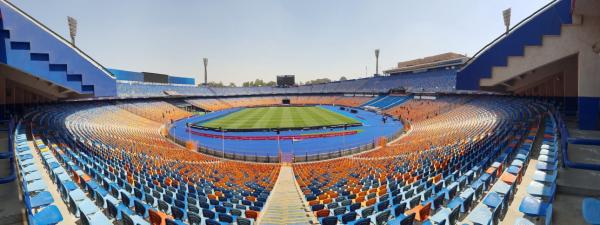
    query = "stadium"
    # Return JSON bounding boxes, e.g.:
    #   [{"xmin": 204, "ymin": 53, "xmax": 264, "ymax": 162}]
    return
[{"xmin": 0, "ymin": 0, "xmax": 599, "ymax": 225}]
